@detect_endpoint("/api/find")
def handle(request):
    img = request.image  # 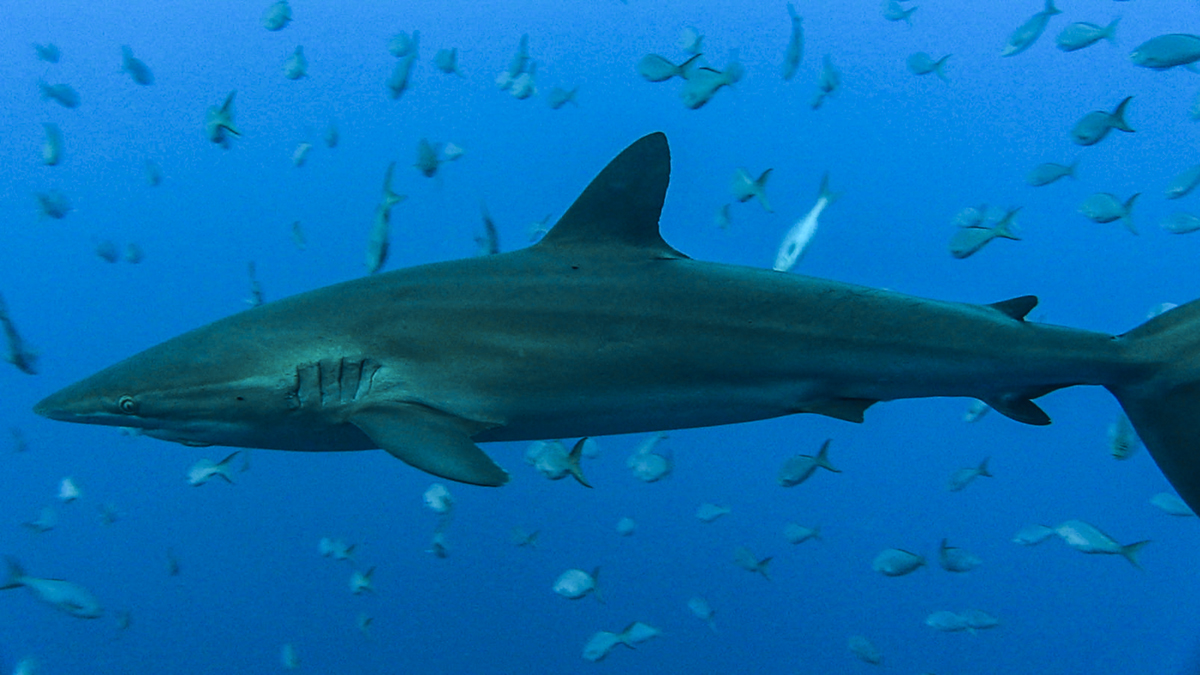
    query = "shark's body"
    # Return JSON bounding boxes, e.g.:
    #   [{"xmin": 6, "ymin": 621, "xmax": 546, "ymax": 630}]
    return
[{"xmin": 34, "ymin": 133, "xmax": 1200, "ymax": 512}]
